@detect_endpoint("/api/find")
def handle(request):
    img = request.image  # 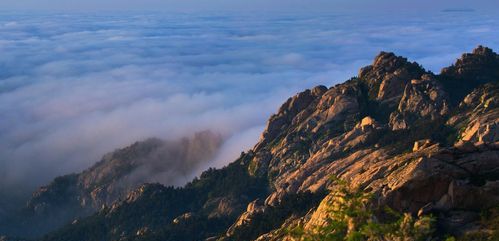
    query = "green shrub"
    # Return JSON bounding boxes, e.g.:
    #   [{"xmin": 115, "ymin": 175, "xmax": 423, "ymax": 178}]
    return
[{"xmin": 289, "ymin": 178, "xmax": 436, "ymax": 241}]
